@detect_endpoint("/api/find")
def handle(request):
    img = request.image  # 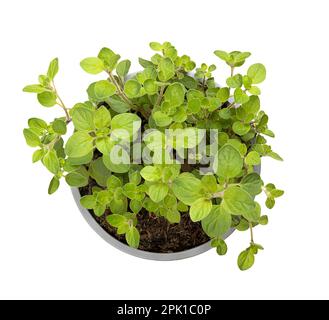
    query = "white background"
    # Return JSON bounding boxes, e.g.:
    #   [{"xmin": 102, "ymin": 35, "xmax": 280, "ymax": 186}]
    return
[{"xmin": 0, "ymin": 0, "xmax": 328, "ymax": 300}]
